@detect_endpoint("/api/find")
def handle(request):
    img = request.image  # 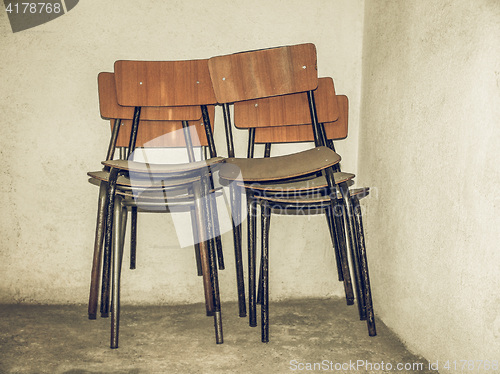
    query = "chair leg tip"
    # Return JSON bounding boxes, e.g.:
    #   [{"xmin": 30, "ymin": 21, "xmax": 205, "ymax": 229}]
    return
[
  {"xmin": 88, "ymin": 313, "xmax": 97, "ymax": 320},
  {"xmin": 206, "ymin": 311, "xmax": 215, "ymax": 317},
  {"xmin": 101, "ymin": 312, "xmax": 109, "ymax": 318},
  {"xmin": 346, "ymin": 299, "xmax": 354, "ymax": 306}
]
